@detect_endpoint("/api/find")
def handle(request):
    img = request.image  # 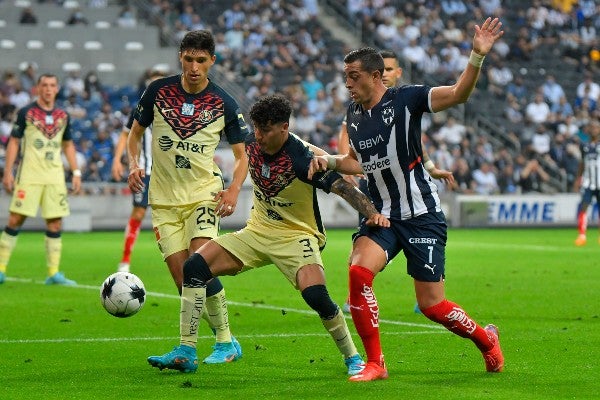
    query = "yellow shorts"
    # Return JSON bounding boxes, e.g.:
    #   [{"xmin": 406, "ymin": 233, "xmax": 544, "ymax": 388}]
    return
[
  {"xmin": 151, "ymin": 200, "xmax": 220, "ymax": 260},
  {"xmin": 9, "ymin": 182, "xmax": 70, "ymax": 219},
  {"xmin": 213, "ymin": 227, "xmax": 323, "ymax": 289}
]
